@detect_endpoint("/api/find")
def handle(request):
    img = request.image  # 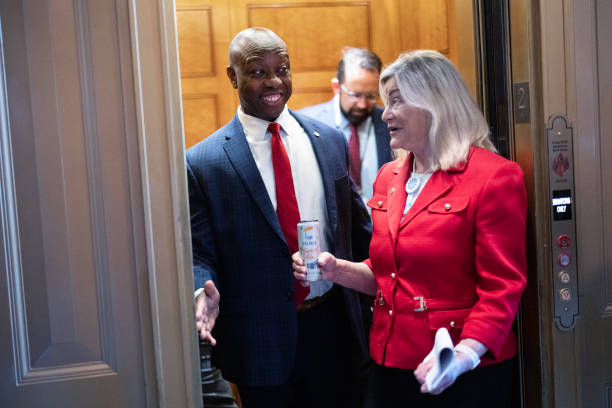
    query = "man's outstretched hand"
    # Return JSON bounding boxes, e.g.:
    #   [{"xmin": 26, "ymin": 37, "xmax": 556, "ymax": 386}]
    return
[{"xmin": 195, "ymin": 280, "xmax": 220, "ymax": 345}]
